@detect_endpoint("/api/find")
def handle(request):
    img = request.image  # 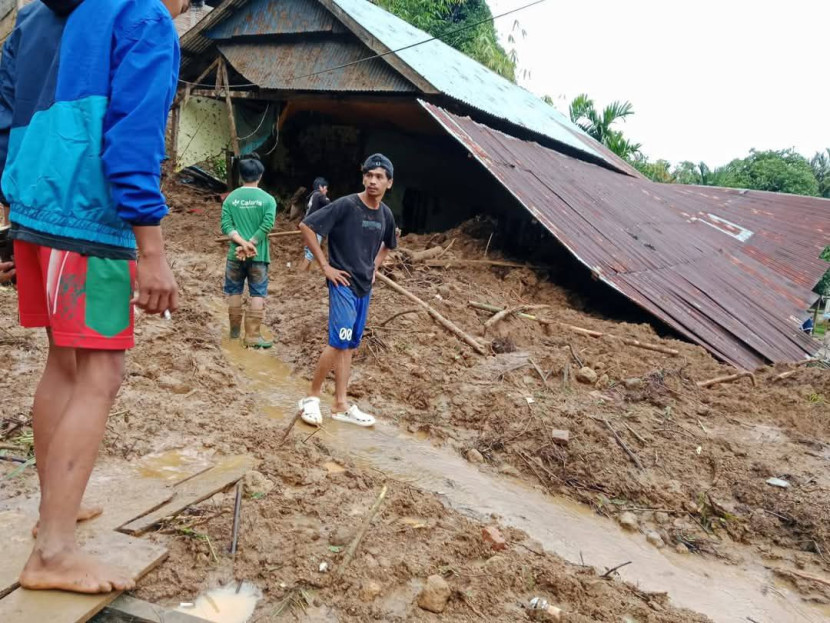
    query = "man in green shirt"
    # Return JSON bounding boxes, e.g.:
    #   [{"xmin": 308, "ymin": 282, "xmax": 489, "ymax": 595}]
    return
[{"xmin": 220, "ymin": 155, "xmax": 277, "ymax": 348}]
